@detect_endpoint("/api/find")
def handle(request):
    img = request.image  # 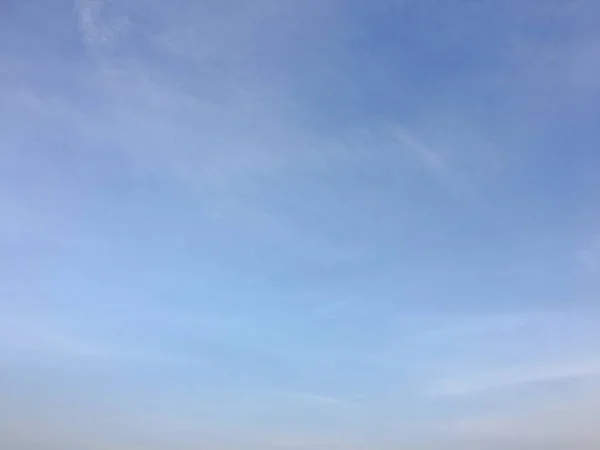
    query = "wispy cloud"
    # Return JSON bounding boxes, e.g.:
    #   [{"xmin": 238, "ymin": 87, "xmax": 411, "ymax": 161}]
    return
[
  {"xmin": 279, "ymin": 391, "xmax": 351, "ymax": 407},
  {"xmin": 402, "ymin": 313, "xmax": 600, "ymax": 396},
  {"xmin": 390, "ymin": 125, "xmax": 475, "ymax": 195},
  {"xmin": 0, "ymin": 312, "xmax": 180, "ymax": 364},
  {"xmin": 76, "ymin": 0, "xmax": 130, "ymax": 51},
  {"xmin": 429, "ymin": 359, "xmax": 600, "ymax": 396},
  {"xmin": 71, "ymin": 0, "xmax": 342, "ymax": 199},
  {"xmin": 578, "ymin": 233, "xmax": 600, "ymax": 274},
  {"xmin": 392, "ymin": 126, "xmax": 448, "ymax": 176}
]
